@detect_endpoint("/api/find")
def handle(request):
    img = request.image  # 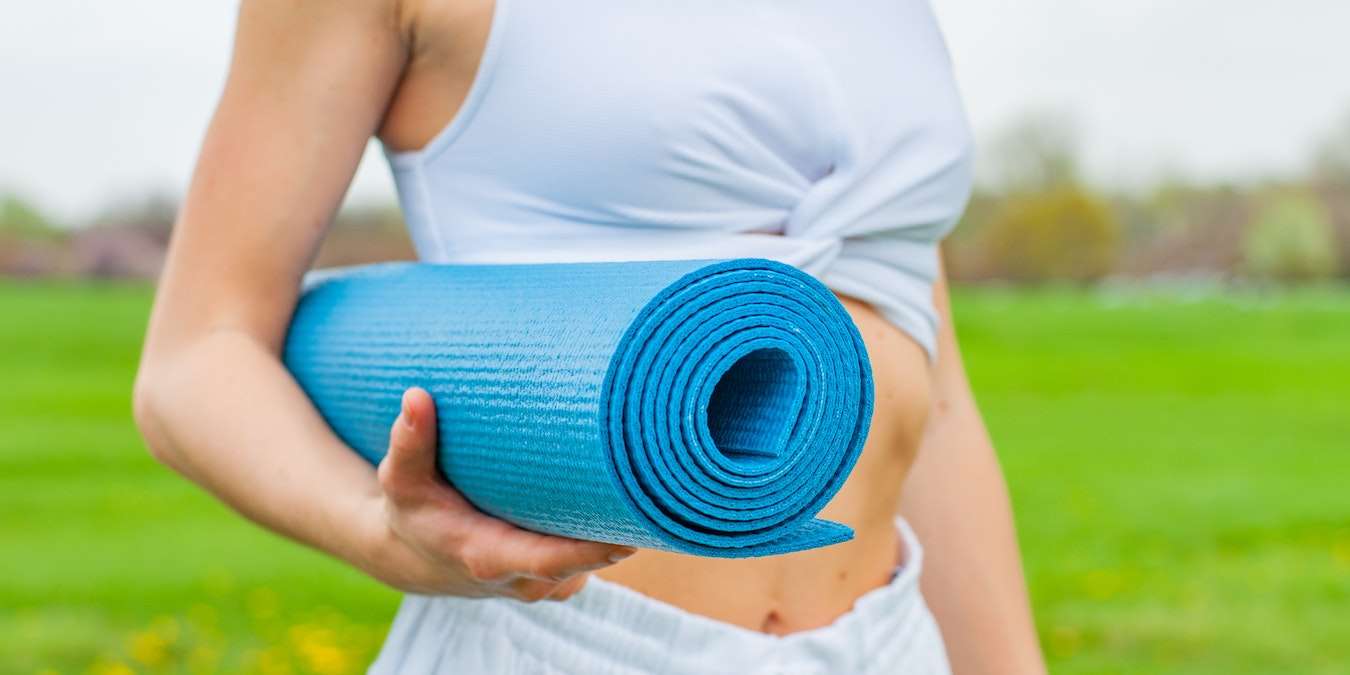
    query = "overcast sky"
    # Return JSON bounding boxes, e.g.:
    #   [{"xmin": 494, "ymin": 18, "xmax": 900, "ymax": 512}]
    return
[{"xmin": 2, "ymin": 1, "xmax": 1348, "ymax": 222}]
